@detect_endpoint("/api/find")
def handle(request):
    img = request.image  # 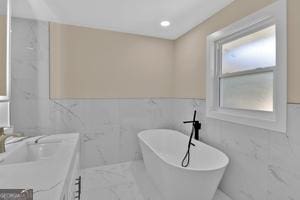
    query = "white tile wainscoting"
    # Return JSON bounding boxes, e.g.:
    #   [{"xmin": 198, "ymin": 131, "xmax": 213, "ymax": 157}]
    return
[{"xmin": 10, "ymin": 17, "xmax": 300, "ymax": 200}]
